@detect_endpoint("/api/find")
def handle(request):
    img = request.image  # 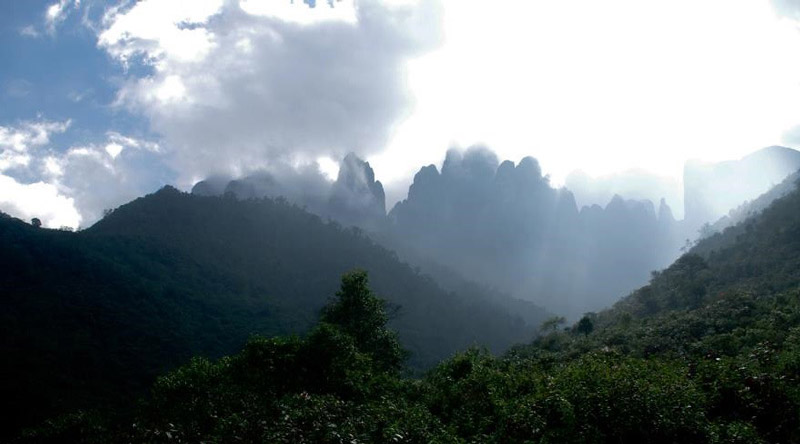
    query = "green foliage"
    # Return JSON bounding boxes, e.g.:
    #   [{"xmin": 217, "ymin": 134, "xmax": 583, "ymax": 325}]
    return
[
  {"xmin": 13, "ymin": 175, "xmax": 800, "ymax": 442},
  {"xmin": 538, "ymin": 316, "xmax": 566, "ymax": 333},
  {"xmin": 575, "ymin": 313, "xmax": 595, "ymax": 335},
  {"xmin": 321, "ymin": 270, "xmax": 408, "ymax": 372},
  {"xmin": 0, "ymin": 187, "xmax": 542, "ymax": 438},
  {"xmin": 21, "ymin": 271, "xmax": 454, "ymax": 443}
]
